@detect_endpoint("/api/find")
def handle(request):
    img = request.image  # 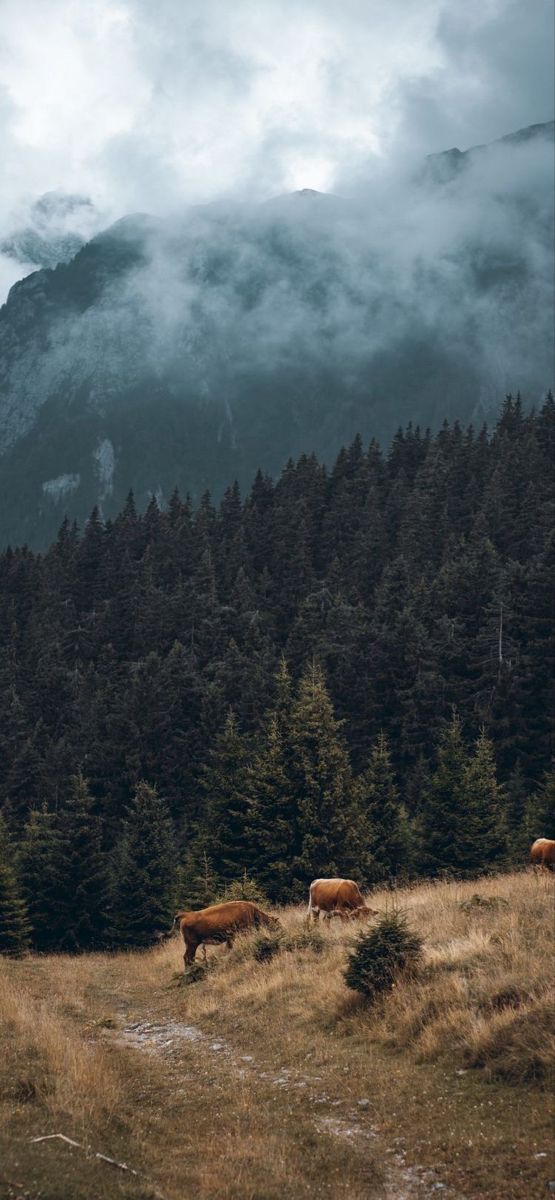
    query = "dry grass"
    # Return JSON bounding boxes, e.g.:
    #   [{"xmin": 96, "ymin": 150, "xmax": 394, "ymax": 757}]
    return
[
  {"xmin": 0, "ymin": 959, "xmax": 123, "ymax": 1130},
  {"xmin": 1, "ymin": 870, "xmax": 553, "ymax": 1199},
  {"xmin": 178, "ymin": 870, "xmax": 555, "ymax": 1086}
]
